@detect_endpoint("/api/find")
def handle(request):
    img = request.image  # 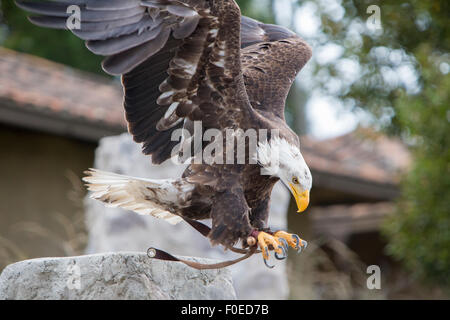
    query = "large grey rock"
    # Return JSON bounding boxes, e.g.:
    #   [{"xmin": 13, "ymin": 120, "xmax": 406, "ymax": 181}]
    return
[
  {"xmin": 0, "ymin": 252, "xmax": 236, "ymax": 300},
  {"xmin": 85, "ymin": 133, "xmax": 291, "ymax": 299}
]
